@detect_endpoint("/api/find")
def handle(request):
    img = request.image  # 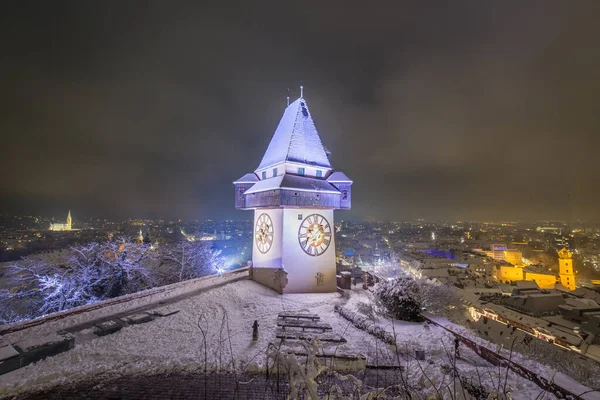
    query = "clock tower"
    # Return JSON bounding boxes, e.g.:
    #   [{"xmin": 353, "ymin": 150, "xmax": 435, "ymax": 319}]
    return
[{"xmin": 234, "ymin": 89, "xmax": 352, "ymax": 293}]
